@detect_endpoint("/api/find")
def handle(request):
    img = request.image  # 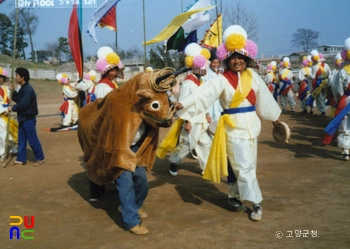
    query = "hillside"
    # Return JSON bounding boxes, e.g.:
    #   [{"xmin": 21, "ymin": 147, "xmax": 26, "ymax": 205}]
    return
[{"xmin": 0, "ymin": 54, "xmax": 57, "ymax": 70}]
